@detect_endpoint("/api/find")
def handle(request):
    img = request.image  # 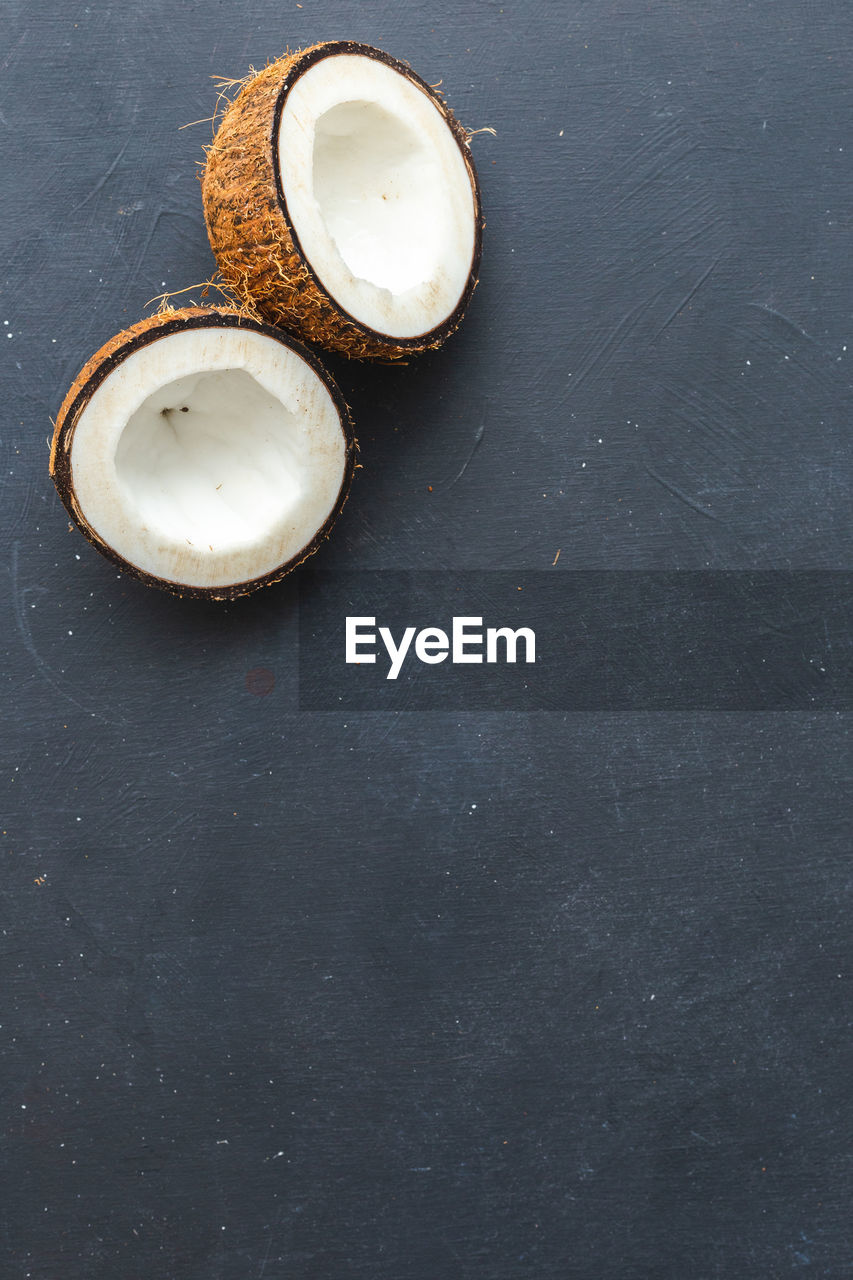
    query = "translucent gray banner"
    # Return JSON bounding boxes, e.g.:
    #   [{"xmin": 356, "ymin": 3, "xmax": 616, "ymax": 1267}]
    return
[{"xmin": 297, "ymin": 572, "xmax": 852, "ymax": 711}]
